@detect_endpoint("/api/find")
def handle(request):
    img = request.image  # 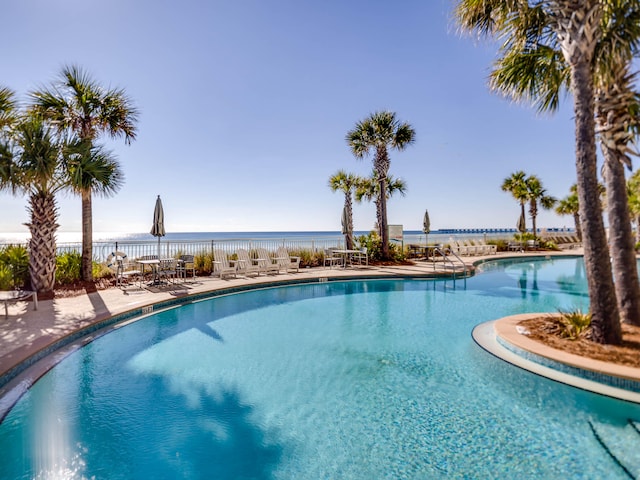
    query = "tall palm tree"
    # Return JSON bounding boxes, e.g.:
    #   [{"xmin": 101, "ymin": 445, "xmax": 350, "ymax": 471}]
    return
[
  {"xmin": 346, "ymin": 111, "xmax": 415, "ymax": 259},
  {"xmin": 455, "ymin": 0, "xmax": 622, "ymax": 344},
  {"xmin": 328, "ymin": 170, "xmax": 358, "ymax": 250},
  {"xmin": 0, "ymin": 113, "xmax": 68, "ymax": 294},
  {"xmin": 484, "ymin": 1, "xmax": 640, "ymax": 328},
  {"xmin": 501, "ymin": 171, "xmax": 529, "ymax": 232},
  {"xmin": 525, "ymin": 175, "xmax": 557, "ymax": 238},
  {"xmin": 555, "ymin": 185, "xmax": 582, "ymax": 240},
  {"xmin": 594, "ymin": 60, "xmax": 640, "ymax": 326},
  {"xmin": 30, "ymin": 65, "xmax": 138, "ymax": 281}
]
